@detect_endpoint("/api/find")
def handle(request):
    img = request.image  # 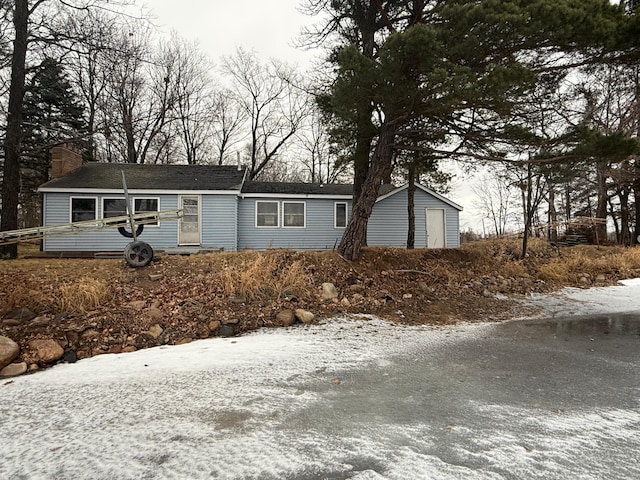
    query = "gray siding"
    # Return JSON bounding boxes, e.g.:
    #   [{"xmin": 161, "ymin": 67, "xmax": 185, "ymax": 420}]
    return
[
  {"xmin": 238, "ymin": 197, "xmax": 351, "ymax": 250},
  {"xmin": 42, "ymin": 192, "xmax": 238, "ymax": 252},
  {"xmin": 200, "ymin": 195, "xmax": 238, "ymax": 251},
  {"xmin": 367, "ymin": 188, "xmax": 460, "ymax": 248}
]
